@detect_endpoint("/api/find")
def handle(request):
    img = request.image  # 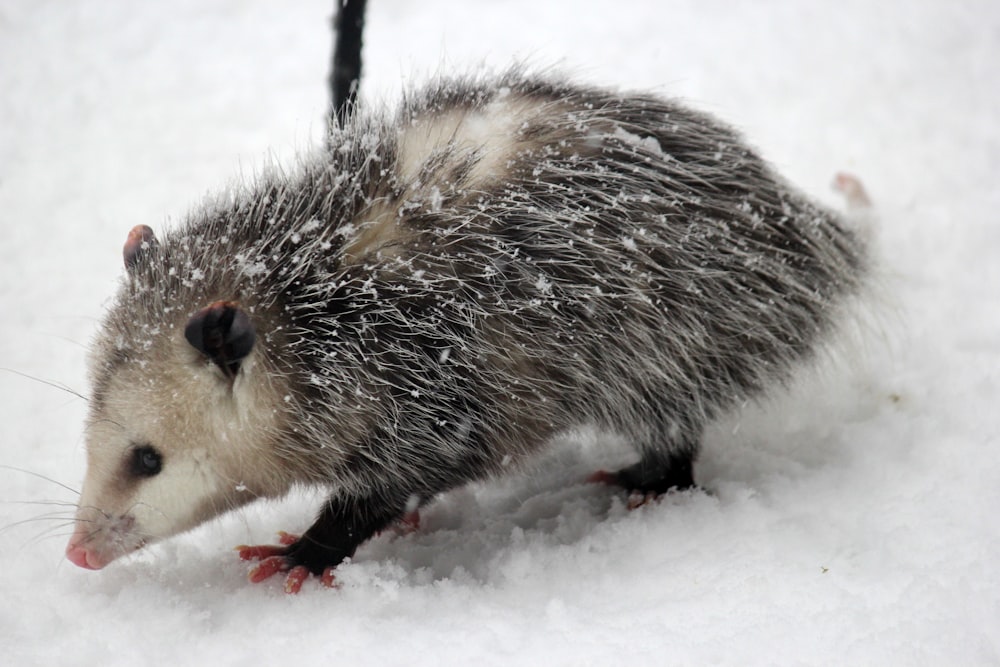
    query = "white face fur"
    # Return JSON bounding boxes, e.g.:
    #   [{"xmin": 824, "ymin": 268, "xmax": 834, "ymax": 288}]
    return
[
  {"xmin": 65, "ymin": 91, "xmax": 548, "ymax": 570},
  {"xmin": 66, "ymin": 329, "xmax": 290, "ymax": 570}
]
